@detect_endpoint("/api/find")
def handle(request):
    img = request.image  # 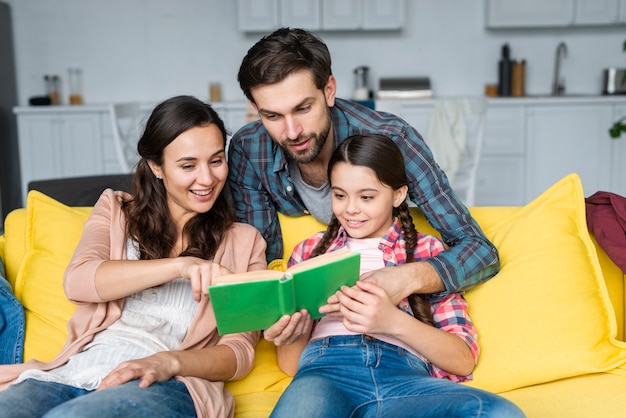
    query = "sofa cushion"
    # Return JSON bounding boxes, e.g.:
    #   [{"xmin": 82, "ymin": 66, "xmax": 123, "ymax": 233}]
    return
[
  {"xmin": 463, "ymin": 173, "xmax": 626, "ymax": 393},
  {"xmin": 13, "ymin": 191, "xmax": 91, "ymax": 362},
  {"xmin": 265, "ymin": 174, "xmax": 626, "ymax": 395}
]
